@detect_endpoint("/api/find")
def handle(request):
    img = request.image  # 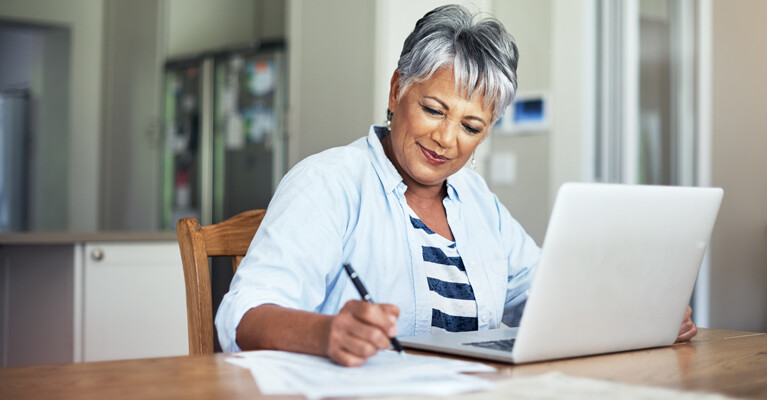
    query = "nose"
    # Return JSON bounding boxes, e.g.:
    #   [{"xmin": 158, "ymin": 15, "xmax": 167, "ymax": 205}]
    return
[{"xmin": 430, "ymin": 120, "xmax": 459, "ymax": 149}]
